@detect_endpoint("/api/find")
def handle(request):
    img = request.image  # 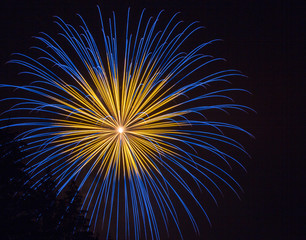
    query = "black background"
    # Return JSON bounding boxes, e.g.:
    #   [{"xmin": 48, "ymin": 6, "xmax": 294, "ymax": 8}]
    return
[{"xmin": 0, "ymin": 0, "xmax": 304, "ymax": 239}]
